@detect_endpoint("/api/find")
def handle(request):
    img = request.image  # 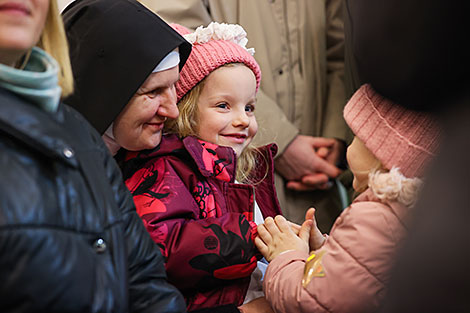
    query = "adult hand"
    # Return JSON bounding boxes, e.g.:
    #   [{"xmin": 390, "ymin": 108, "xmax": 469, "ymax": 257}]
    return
[
  {"xmin": 238, "ymin": 297, "xmax": 274, "ymax": 313},
  {"xmin": 286, "ymin": 174, "xmax": 332, "ymax": 191},
  {"xmin": 324, "ymin": 139, "xmax": 346, "ymax": 168},
  {"xmin": 275, "ymin": 135, "xmax": 342, "ymax": 190},
  {"xmin": 254, "ymin": 216, "xmax": 311, "ymax": 262}
]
